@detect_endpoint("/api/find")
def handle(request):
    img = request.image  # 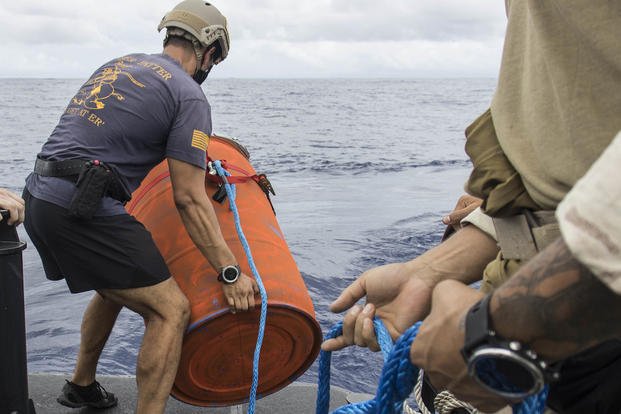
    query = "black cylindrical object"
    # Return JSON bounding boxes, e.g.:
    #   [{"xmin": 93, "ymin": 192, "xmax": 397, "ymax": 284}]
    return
[{"xmin": 0, "ymin": 210, "xmax": 35, "ymax": 413}]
